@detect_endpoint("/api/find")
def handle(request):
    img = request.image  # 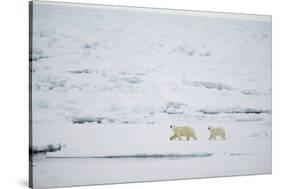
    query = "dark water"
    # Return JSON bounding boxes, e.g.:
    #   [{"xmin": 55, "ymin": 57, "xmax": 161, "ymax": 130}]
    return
[{"xmin": 46, "ymin": 152, "xmax": 213, "ymax": 160}]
